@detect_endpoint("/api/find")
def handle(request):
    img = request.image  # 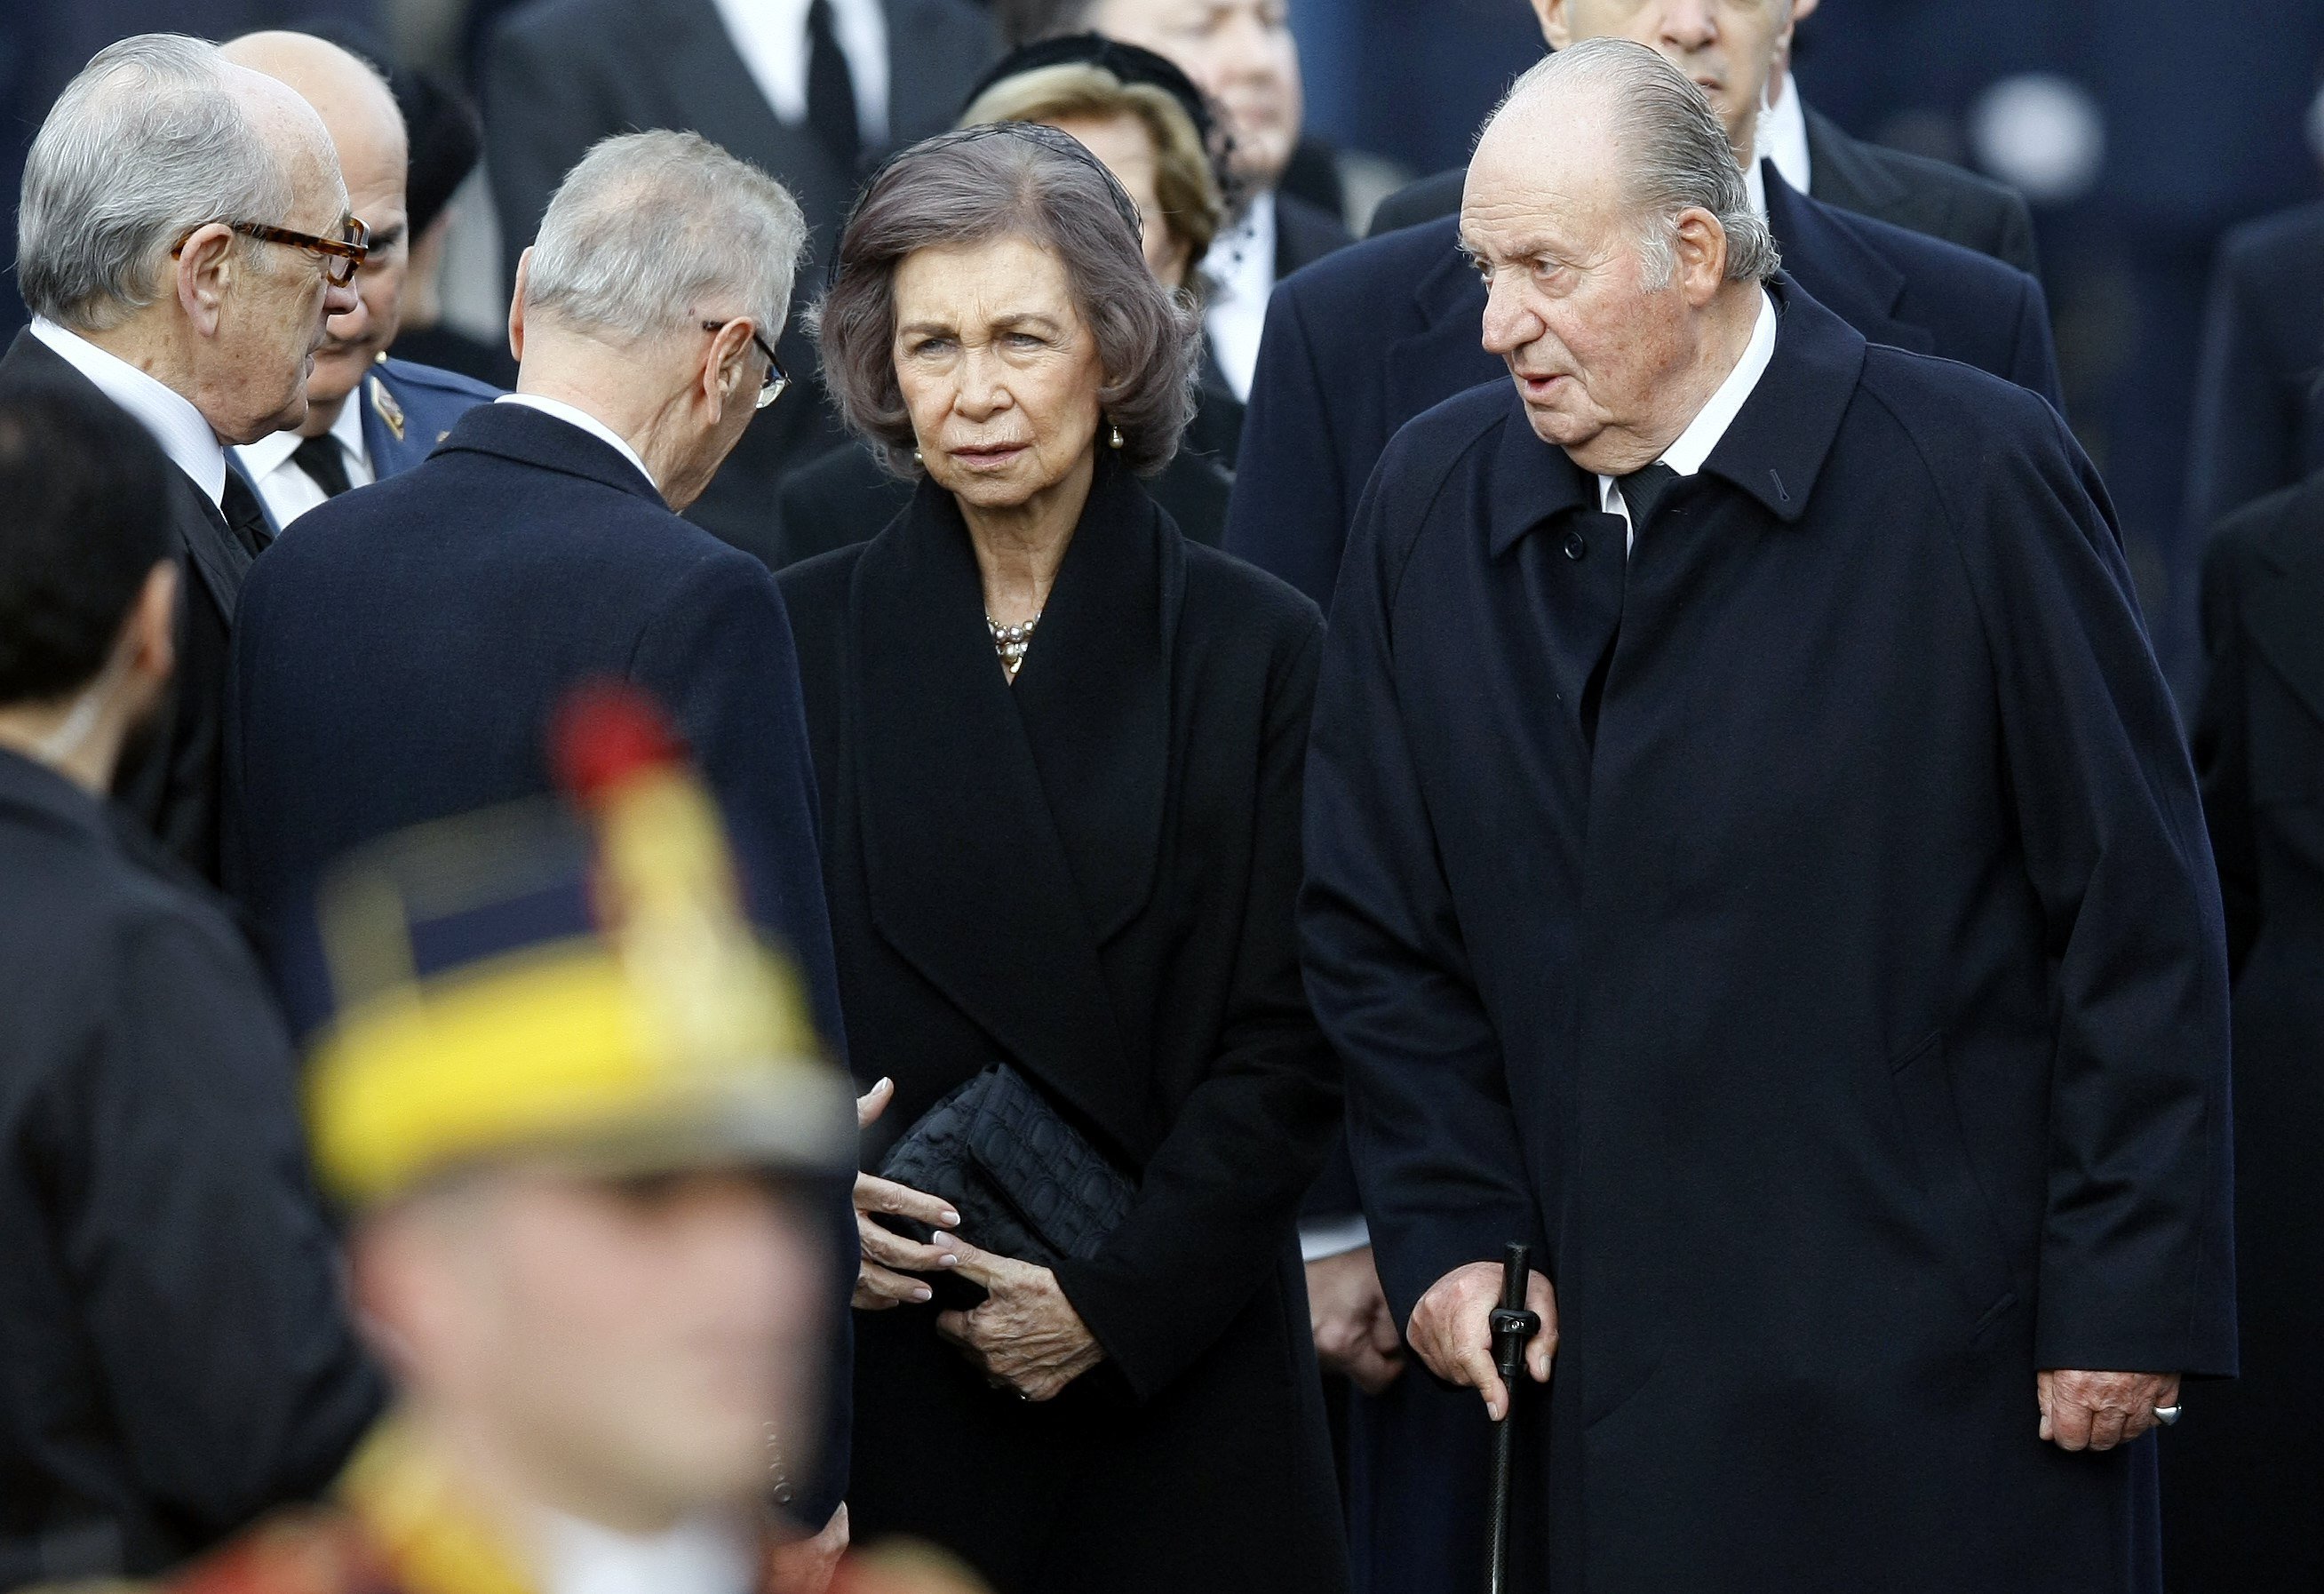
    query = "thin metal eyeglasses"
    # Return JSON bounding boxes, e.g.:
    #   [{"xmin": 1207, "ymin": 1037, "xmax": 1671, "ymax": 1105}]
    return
[
  {"xmin": 703, "ymin": 320, "xmax": 791, "ymax": 409},
  {"xmin": 171, "ymin": 214, "xmax": 372, "ymax": 286}
]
